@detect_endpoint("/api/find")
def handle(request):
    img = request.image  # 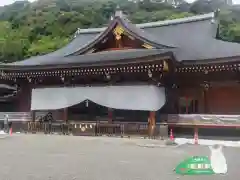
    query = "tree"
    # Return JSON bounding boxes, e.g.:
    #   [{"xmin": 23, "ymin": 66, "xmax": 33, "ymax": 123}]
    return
[
  {"xmin": 190, "ymin": 0, "xmax": 229, "ymax": 14},
  {"xmin": 0, "ymin": 0, "xmax": 239, "ymax": 63},
  {"xmin": 27, "ymin": 36, "xmax": 68, "ymax": 56}
]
